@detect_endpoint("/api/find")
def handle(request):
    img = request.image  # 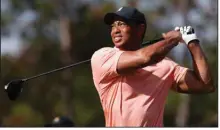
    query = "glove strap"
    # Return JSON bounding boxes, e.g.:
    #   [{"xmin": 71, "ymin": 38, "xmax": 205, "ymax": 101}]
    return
[{"xmin": 185, "ymin": 34, "xmax": 199, "ymax": 45}]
